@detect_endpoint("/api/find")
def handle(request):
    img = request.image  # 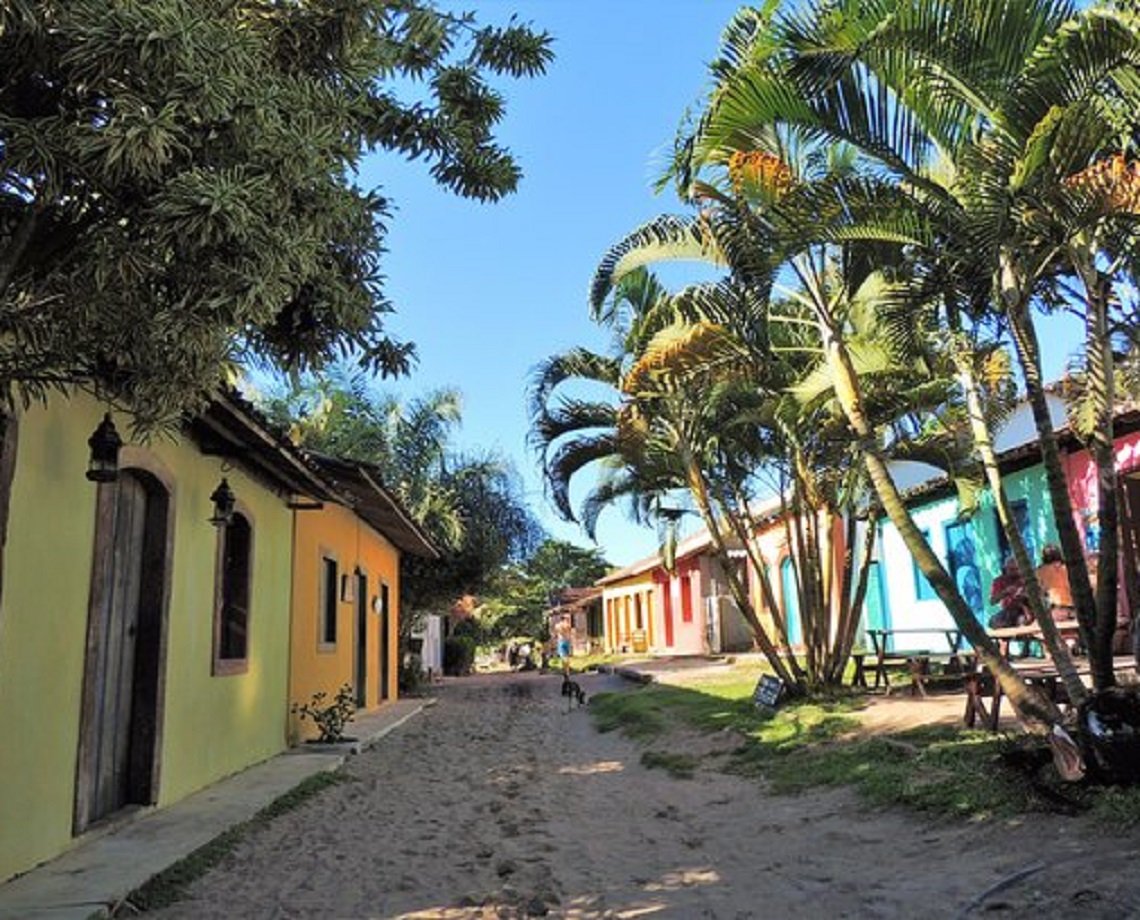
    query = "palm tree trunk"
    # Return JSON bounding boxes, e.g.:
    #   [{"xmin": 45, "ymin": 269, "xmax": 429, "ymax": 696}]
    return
[
  {"xmin": 681, "ymin": 446, "xmax": 804, "ymax": 694},
  {"xmin": 956, "ymin": 352, "xmax": 1087, "ymax": 706},
  {"xmin": 1006, "ymin": 295, "xmax": 1101, "ymax": 678},
  {"xmin": 1074, "ymin": 252, "xmax": 1119, "ymax": 690},
  {"xmin": 826, "ymin": 508, "xmax": 877, "ymax": 684},
  {"xmin": 719, "ymin": 485, "xmax": 810, "ymax": 686},
  {"xmin": 821, "ymin": 315, "xmax": 1061, "ymax": 727}
]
